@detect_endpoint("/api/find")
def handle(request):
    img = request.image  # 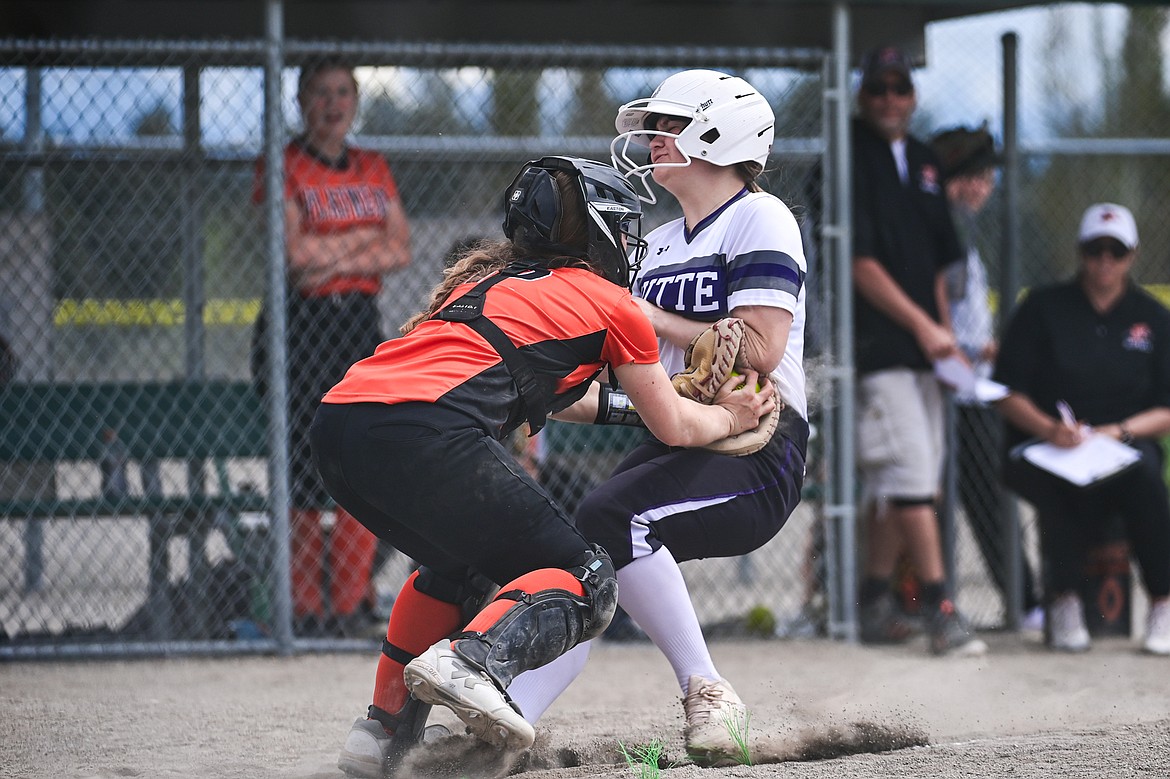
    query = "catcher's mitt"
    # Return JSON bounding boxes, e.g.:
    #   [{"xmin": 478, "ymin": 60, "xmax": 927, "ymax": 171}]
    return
[{"xmin": 671, "ymin": 317, "xmax": 780, "ymax": 457}]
